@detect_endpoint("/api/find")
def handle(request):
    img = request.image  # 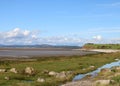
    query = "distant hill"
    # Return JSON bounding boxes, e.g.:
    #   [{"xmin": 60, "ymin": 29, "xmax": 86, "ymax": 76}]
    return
[
  {"xmin": 0, "ymin": 44, "xmax": 81, "ymax": 49},
  {"xmin": 83, "ymin": 43, "xmax": 120, "ymax": 49}
]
